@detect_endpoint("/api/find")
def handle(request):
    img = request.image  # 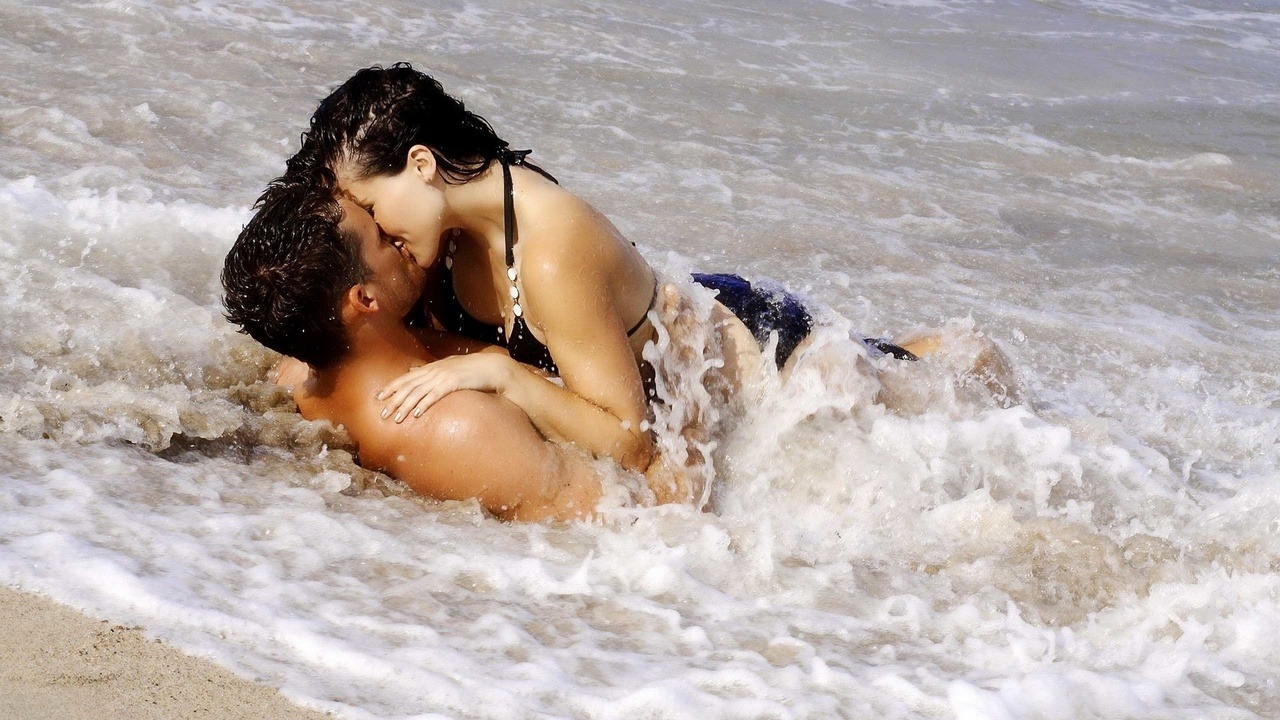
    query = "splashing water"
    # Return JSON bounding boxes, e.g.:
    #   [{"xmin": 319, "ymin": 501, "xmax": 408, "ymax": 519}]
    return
[{"xmin": 2, "ymin": 0, "xmax": 1279, "ymax": 718}]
